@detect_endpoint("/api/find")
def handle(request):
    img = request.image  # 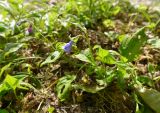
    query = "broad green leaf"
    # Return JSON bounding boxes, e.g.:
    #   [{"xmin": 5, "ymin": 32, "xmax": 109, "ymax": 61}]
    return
[
  {"xmin": 0, "ymin": 74, "xmax": 27, "ymax": 96},
  {"xmin": 119, "ymin": 27, "xmax": 147, "ymax": 61},
  {"xmin": 4, "ymin": 43, "xmax": 24, "ymax": 57},
  {"xmin": 20, "ymin": 37, "xmax": 33, "ymax": 42},
  {"xmin": 0, "ymin": 63, "xmax": 12, "ymax": 78},
  {"xmin": 4, "ymin": 75, "xmax": 21, "ymax": 90},
  {"xmin": 74, "ymin": 54, "xmax": 92, "ymax": 63},
  {"xmin": 56, "ymin": 75, "xmax": 76, "ymax": 101},
  {"xmin": 138, "ymin": 87, "xmax": 160, "ymax": 113},
  {"xmin": 73, "ymin": 48, "xmax": 93, "ymax": 64},
  {"xmin": 0, "ymin": 109, "xmax": 9, "ymax": 113},
  {"xmin": 95, "ymin": 47, "xmax": 116, "ymax": 64},
  {"xmin": 41, "ymin": 51, "xmax": 62, "ymax": 67},
  {"xmin": 8, "ymin": 0, "xmax": 24, "ymax": 4},
  {"xmin": 0, "ymin": 1, "xmax": 15, "ymax": 19},
  {"xmin": 136, "ymin": 103, "xmax": 154, "ymax": 113},
  {"xmin": 72, "ymin": 84, "xmax": 105, "ymax": 93}
]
